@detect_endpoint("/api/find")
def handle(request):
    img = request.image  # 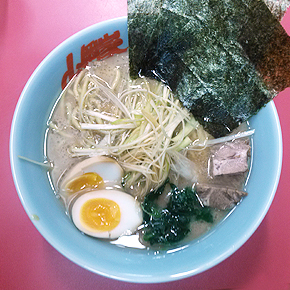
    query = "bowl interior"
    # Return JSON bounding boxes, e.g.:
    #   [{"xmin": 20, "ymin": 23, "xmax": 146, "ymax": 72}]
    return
[{"xmin": 10, "ymin": 16, "xmax": 282, "ymax": 283}]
